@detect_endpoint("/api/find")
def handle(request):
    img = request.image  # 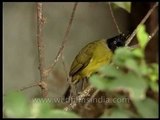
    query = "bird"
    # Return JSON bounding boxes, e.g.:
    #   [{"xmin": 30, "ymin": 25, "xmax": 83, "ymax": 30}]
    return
[{"xmin": 64, "ymin": 33, "xmax": 130, "ymax": 99}]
